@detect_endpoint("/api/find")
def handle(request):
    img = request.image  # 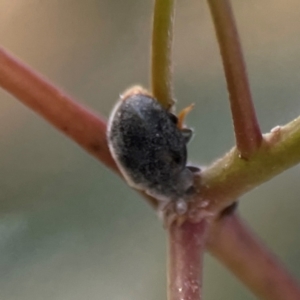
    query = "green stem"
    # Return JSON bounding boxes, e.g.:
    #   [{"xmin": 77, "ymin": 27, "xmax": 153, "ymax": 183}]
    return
[
  {"xmin": 194, "ymin": 120, "xmax": 300, "ymax": 215},
  {"xmin": 151, "ymin": 0, "xmax": 176, "ymax": 109}
]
